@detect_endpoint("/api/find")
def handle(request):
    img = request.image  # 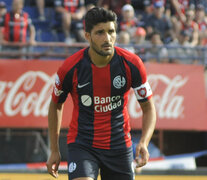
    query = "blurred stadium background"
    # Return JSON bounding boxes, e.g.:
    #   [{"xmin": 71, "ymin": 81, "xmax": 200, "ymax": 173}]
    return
[{"xmin": 0, "ymin": 0, "xmax": 207, "ymax": 179}]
